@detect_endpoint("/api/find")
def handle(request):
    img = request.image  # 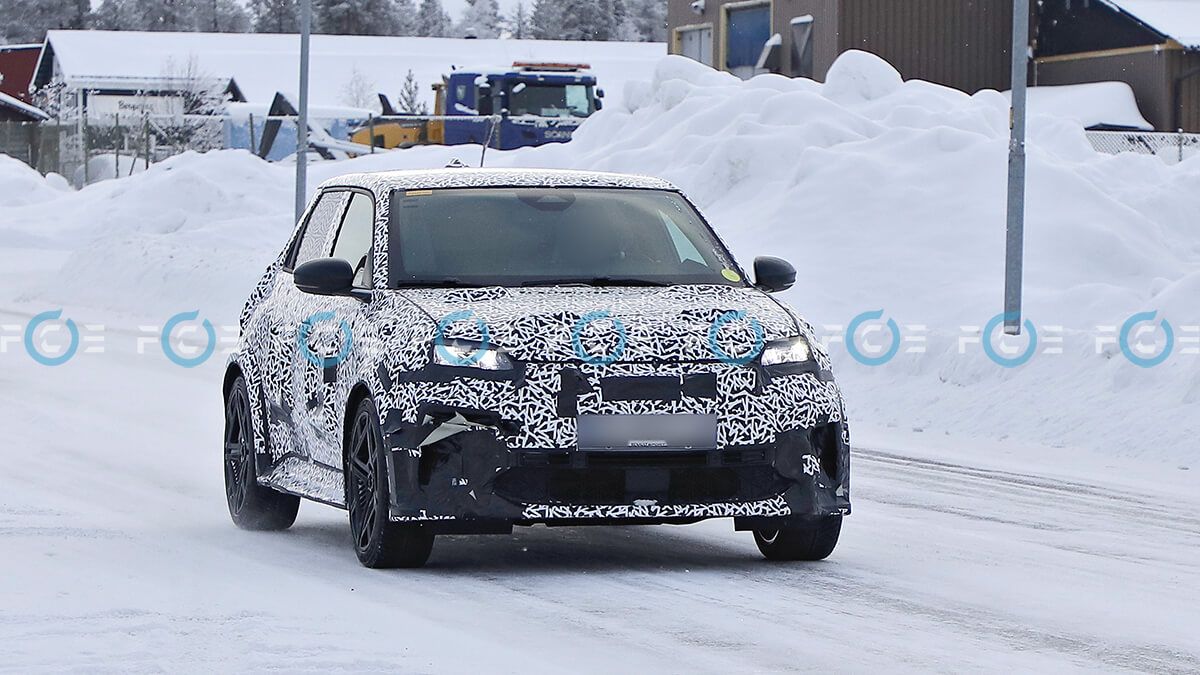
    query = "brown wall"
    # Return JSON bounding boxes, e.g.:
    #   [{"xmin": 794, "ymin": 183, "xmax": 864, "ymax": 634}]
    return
[
  {"xmin": 1034, "ymin": 47, "xmax": 1176, "ymax": 130},
  {"xmin": 1170, "ymin": 51, "xmax": 1200, "ymax": 133},
  {"xmin": 772, "ymin": 0, "xmax": 840, "ymax": 78},
  {"xmin": 668, "ymin": 0, "xmax": 1020, "ymax": 90},
  {"xmin": 667, "ymin": 0, "xmax": 841, "ymax": 78},
  {"xmin": 838, "ymin": 0, "xmax": 1017, "ymax": 92}
]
